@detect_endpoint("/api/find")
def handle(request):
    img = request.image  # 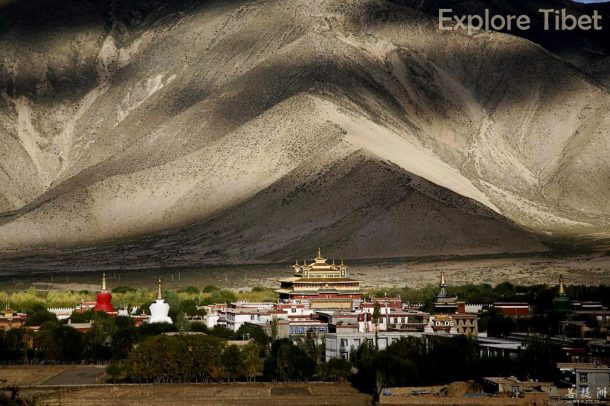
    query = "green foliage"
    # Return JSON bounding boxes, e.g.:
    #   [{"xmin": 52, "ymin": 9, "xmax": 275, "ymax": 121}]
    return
[
  {"xmin": 46, "ymin": 290, "xmax": 85, "ymax": 307},
  {"xmin": 202, "ymin": 285, "xmax": 219, "ymax": 293},
  {"xmin": 207, "ymin": 326, "xmax": 236, "ymax": 340},
  {"xmin": 125, "ymin": 335, "xmax": 227, "ymax": 382},
  {"xmin": 236, "ymin": 323, "xmax": 269, "ymax": 351},
  {"xmin": 242, "ymin": 343, "xmax": 264, "ymax": 381},
  {"xmin": 349, "ymin": 334, "xmax": 565, "ymax": 394},
  {"xmin": 138, "ymin": 322, "xmax": 178, "ymax": 338},
  {"xmin": 24, "ymin": 304, "xmax": 58, "ymax": 326},
  {"xmin": 270, "ymin": 317, "xmax": 279, "ymax": 341},
  {"xmin": 318, "ymin": 357, "xmax": 351, "ymax": 382},
  {"xmin": 178, "ymin": 286, "xmax": 200, "ymax": 295},
  {"xmin": 106, "ymin": 360, "xmax": 127, "ymax": 383},
  {"xmin": 190, "ymin": 322, "xmax": 209, "ymax": 333},
  {"xmin": 479, "ymin": 307, "xmax": 516, "ymax": 337},
  {"xmin": 298, "ymin": 329, "xmax": 324, "ymax": 363},
  {"xmin": 201, "ymin": 289, "xmax": 237, "ymax": 305},
  {"xmin": 236, "ymin": 288, "xmax": 278, "ymax": 303},
  {"xmin": 174, "ymin": 311, "xmax": 191, "ymax": 331},
  {"xmin": 110, "ymin": 319, "xmax": 137, "ymax": 360},
  {"xmin": 36, "ymin": 323, "xmax": 84, "ymax": 362},
  {"xmin": 221, "ymin": 345, "xmax": 244, "ymax": 381},
  {"xmin": 112, "ymin": 288, "xmax": 151, "ymax": 308},
  {"xmin": 69, "ymin": 309, "xmax": 97, "ymax": 323},
  {"xmin": 112, "ymin": 286, "xmax": 137, "ymax": 293},
  {"xmin": 0, "ymin": 328, "xmax": 28, "ymax": 361},
  {"xmin": 263, "ymin": 339, "xmax": 316, "ymax": 381},
  {"xmin": 178, "ymin": 299, "xmax": 204, "ymax": 317},
  {"xmin": 520, "ymin": 335, "xmax": 565, "ymax": 381},
  {"xmin": 84, "ymin": 313, "xmax": 120, "ymax": 361}
]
